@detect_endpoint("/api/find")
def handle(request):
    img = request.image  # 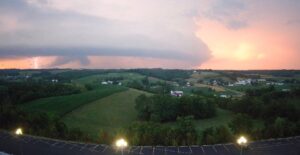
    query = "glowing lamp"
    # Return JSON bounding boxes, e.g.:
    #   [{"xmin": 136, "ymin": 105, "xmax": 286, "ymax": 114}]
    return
[{"xmin": 15, "ymin": 128, "xmax": 23, "ymax": 135}]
